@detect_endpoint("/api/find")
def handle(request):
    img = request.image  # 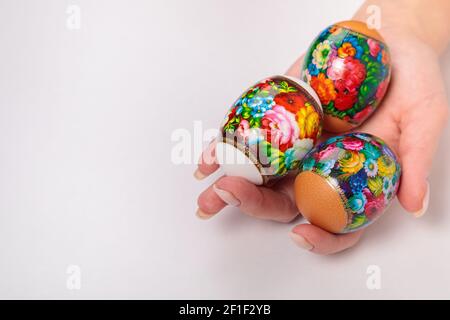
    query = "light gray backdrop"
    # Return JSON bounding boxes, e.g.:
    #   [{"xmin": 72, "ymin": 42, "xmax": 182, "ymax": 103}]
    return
[{"xmin": 0, "ymin": 0, "xmax": 449, "ymax": 299}]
